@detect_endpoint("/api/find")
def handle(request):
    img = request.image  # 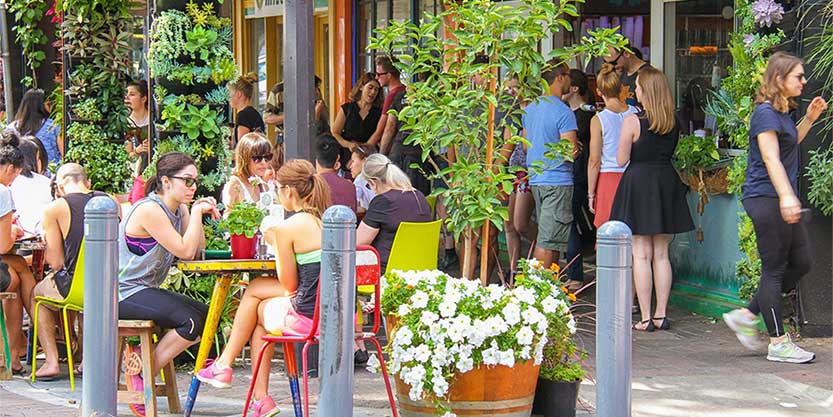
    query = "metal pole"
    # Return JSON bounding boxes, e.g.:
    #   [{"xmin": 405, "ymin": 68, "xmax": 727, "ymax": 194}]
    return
[
  {"xmin": 283, "ymin": 0, "xmax": 315, "ymax": 160},
  {"xmin": 82, "ymin": 196, "xmax": 120, "ymax": 417},
  {"xmin": 595, "ymin": 220, "xmax": 632, "ymax": 417},
  {"xmin": 0, "ymin": 1, "xmax": 15, "ymax": 123},
  {"xmin": 318, "ymin": 205, "xmax": 357, "ymax": 417}
]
